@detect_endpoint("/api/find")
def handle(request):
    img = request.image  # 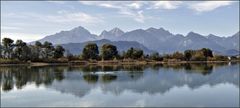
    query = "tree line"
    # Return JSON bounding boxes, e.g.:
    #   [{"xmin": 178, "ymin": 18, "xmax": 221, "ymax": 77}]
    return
[
  {"xmin": 0, "ymin": 38, "xmax": 65, "ymax": 61},
  {"xmin": 0, "ymin": 37, "xmax": 238, "ymax": 62},
  {"xmin": 74, "ymin": 42, "xmax": 238, "ymax": 61}
]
